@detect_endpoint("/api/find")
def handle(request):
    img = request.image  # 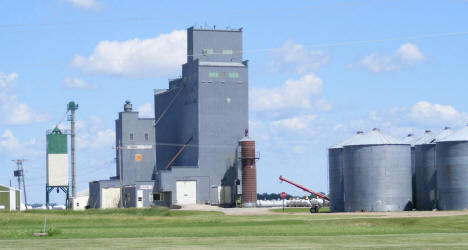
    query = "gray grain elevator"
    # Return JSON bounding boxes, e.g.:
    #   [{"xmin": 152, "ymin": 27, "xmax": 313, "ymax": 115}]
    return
[
  {"xmin": 89, "ymin": 100, "xmax": 155, "ymax": 208},
  {"xmin": 153, "ymin": 26, "xmax": 248, "ymax": 206},
  {"xmin": 343, "ymin": 128, "xmax": 412, "ymax": 212}
]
